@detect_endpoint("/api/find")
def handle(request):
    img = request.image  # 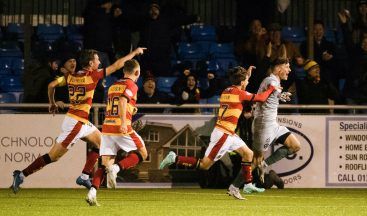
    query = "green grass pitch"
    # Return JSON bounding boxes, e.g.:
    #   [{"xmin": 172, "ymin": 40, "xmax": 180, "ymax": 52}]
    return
[{"xmin": 1, "ymin": 188, "xmax": 367, "ymax": 215}]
